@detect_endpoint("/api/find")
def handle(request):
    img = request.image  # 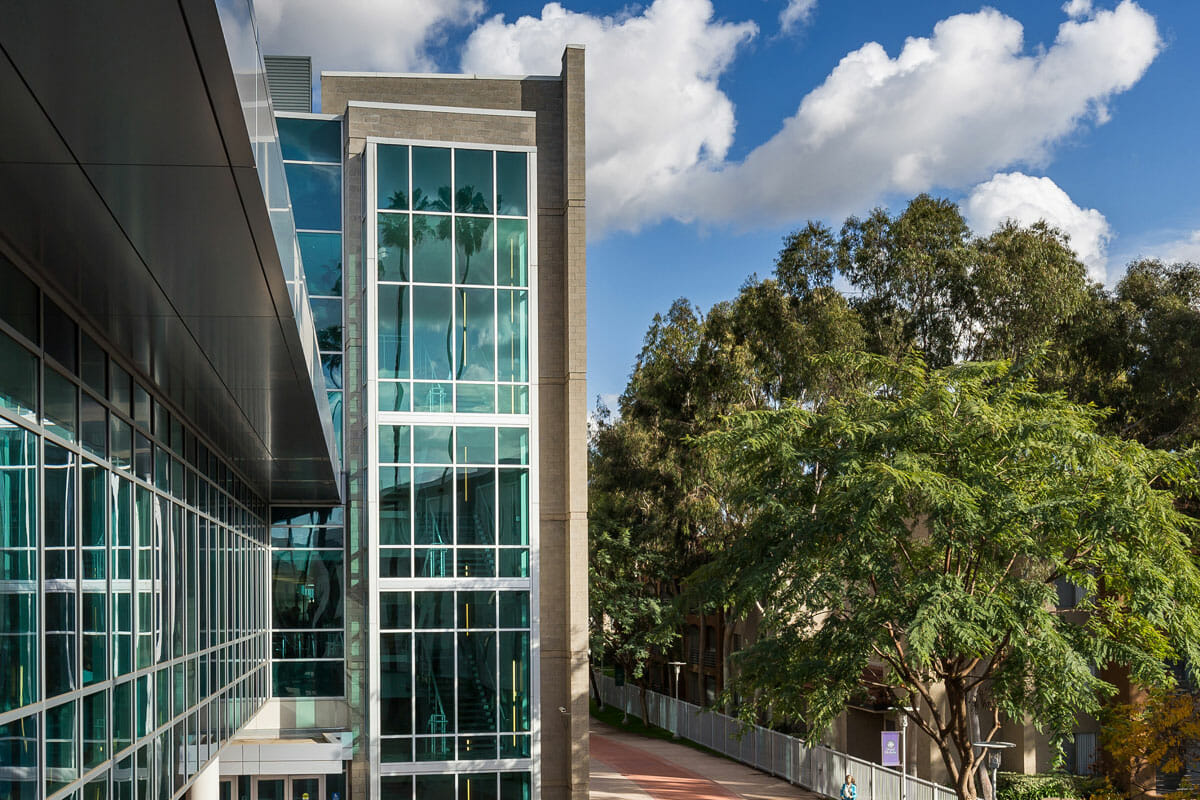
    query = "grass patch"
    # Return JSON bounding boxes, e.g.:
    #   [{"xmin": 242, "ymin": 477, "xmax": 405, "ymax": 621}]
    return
[{"xmin": 589, "ymin": 698, "xmax": 731, "ymax": 761}]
